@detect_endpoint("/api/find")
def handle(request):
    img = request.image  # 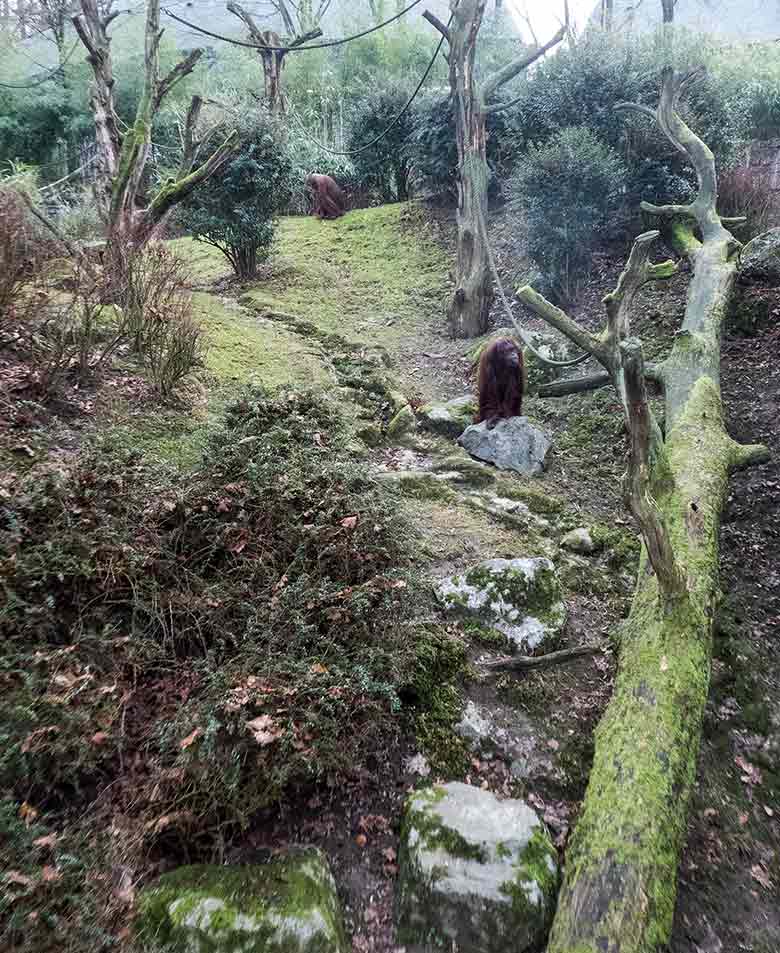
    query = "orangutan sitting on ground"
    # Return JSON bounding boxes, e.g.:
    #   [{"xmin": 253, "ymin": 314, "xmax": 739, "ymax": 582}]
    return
[
  {"xmin": 306, "ymin": 173, "xmax": 346, "ymax": 220},
  {"xmin": 475, "ymin": 336, "xmax": 526, "ymax": 430}
]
